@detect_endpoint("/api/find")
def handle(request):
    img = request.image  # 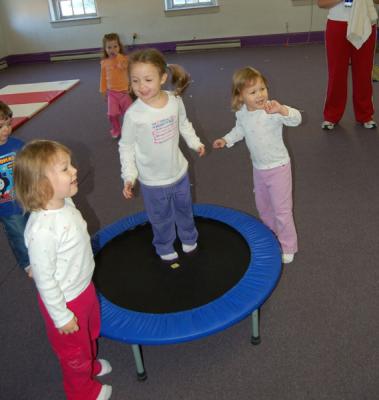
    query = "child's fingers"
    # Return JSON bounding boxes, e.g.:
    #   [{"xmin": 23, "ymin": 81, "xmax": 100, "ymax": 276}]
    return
[
  {"xmin": 212, "ymin": 139, "xmax": 225, "ymax": 149},
  {"xmin": 123, "ymin": 183, "xmax": 134, "ymax": 199},
  {"xmin": 123, "ymin": 188, "xmax": 131, "ymax": 199}
]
